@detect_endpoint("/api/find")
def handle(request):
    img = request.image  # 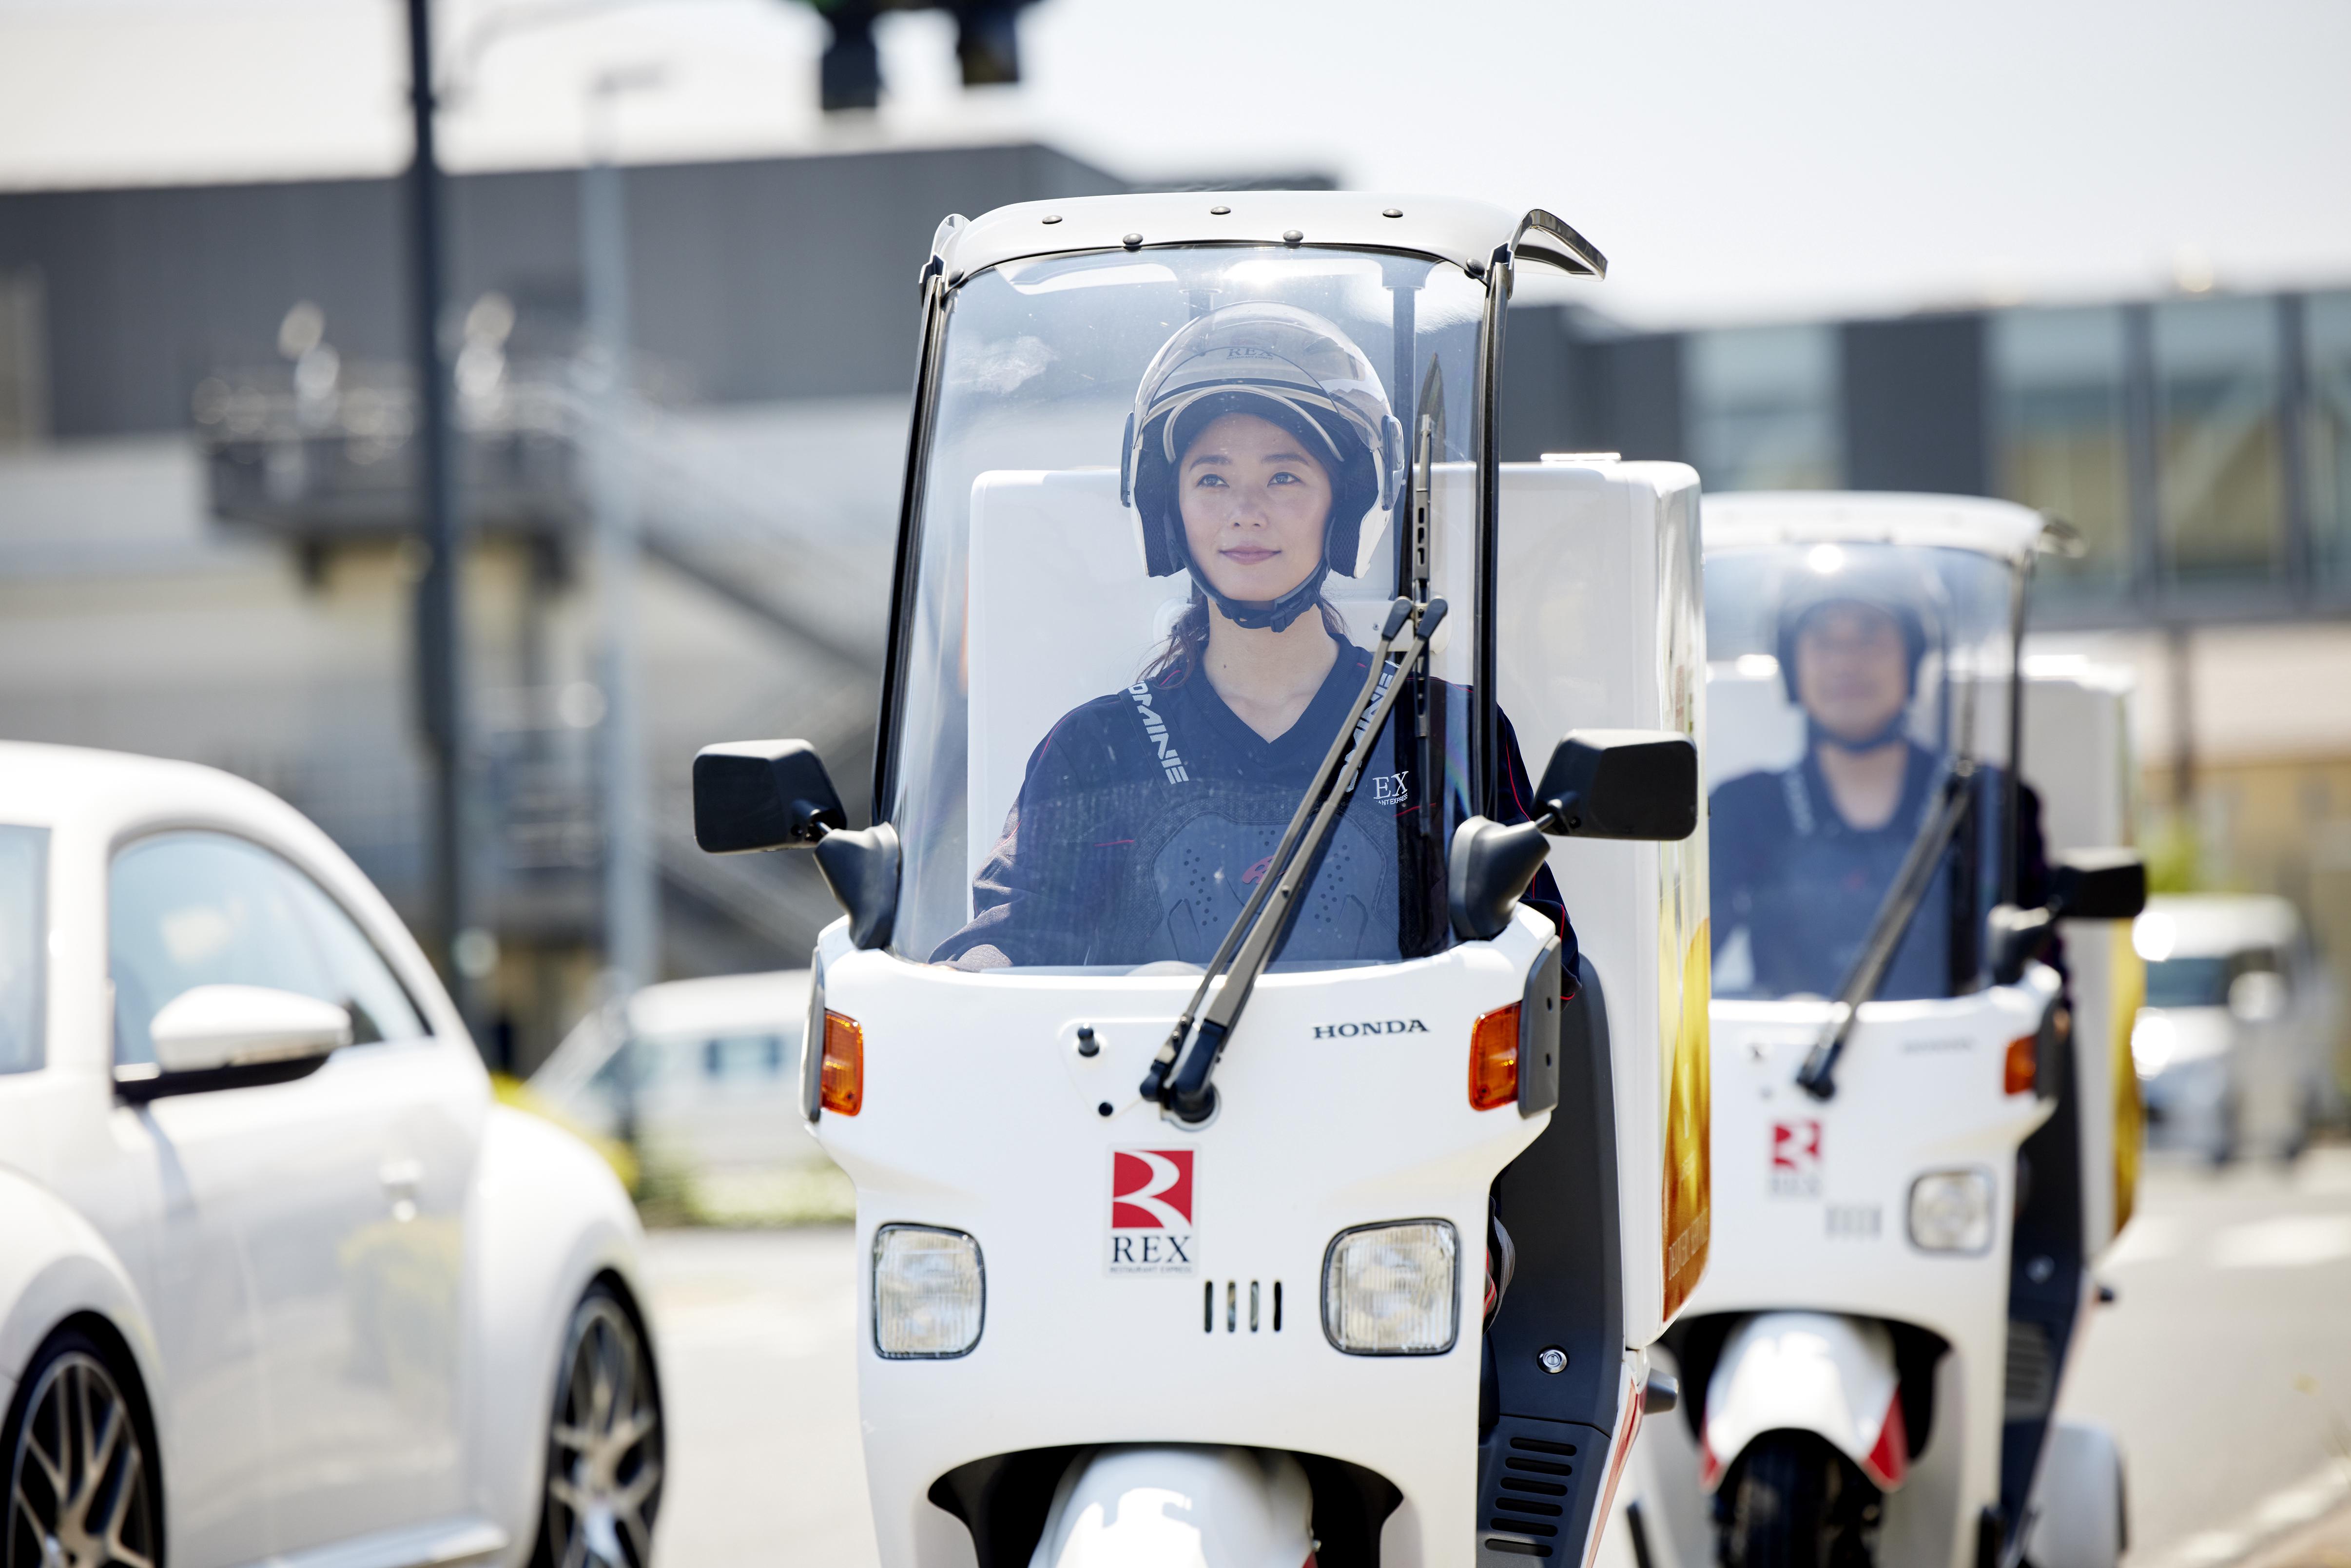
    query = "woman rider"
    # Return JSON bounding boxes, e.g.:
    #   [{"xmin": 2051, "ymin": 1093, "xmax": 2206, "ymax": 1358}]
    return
[{"xmin": 933, "ymin": 304, "xmax": 1573, "ymax": 973}]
